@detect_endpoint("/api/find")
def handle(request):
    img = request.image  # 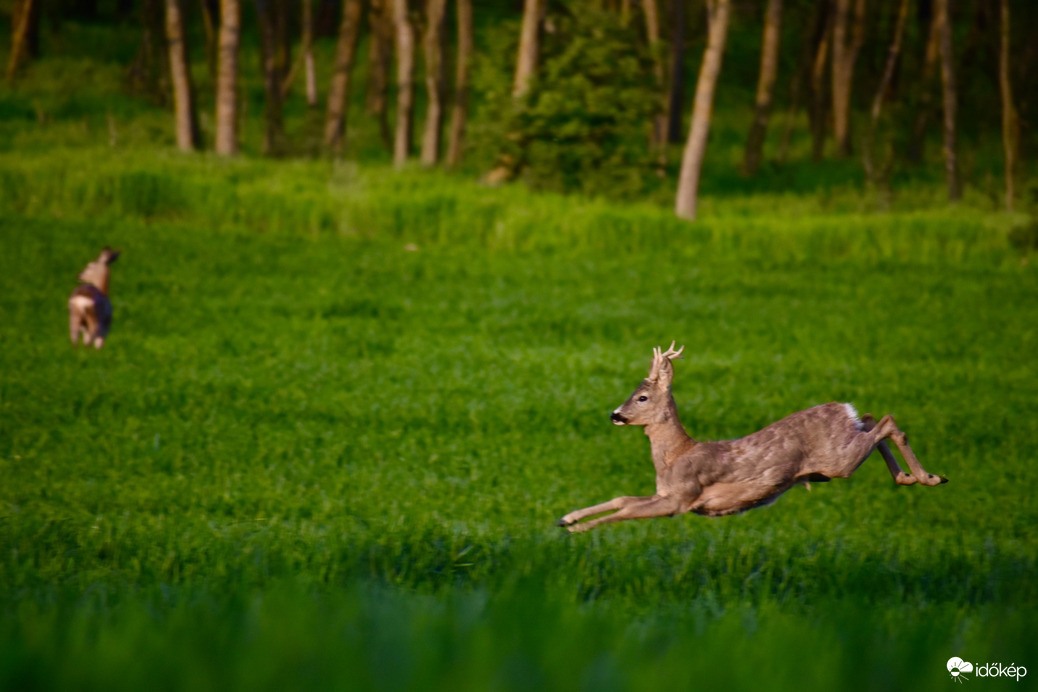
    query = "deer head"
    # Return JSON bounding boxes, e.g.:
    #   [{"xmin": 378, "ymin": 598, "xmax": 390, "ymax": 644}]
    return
[
  {"xmin": 610, "ymin": 342, "xmax": 684, "ymax": 426},
  {"xmin": 77, "ymin": 247, "xmax": 120, "ymax": 295}
]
